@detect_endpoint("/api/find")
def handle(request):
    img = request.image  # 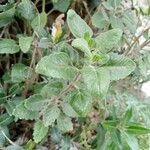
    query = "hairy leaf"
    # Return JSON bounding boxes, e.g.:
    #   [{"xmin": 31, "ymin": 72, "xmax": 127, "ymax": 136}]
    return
[
  {"xmin": 31, "ymin": 12, "xmax": 47, "ymax": 30},
  {"xmin": 103, "ymin": 53, "xmax": 136, "ymax": 80},
  {"xmin": 67, "ymin": 9, "xmax": 93, "ymax": 38},
  {"xmin": 82, "ymin": 66, "xmax": 110, "ymax": 97},
  {"xmin": 36, "ymin": 52, "xmax": 77, "ymax": 79},
  {"xmin": 13, "ymin": 102, "xmax": 38, "ymax": 120},
  {"xmin": 19, "ymin": 36, "xmax": 33, "ymax": 53},
  {"xmin": 25, "ymin": 94, "xmax": 48, "ymax": 111},
  {"xmin": 121, "ymin": 132, "xmax": 139, "ymax": 150},
  {"xmin": 57, "ymin": 114, "xmax": 73, "ymax": 132},
  {"xmin": 95, "ymin": 29, "xmax": 123, "ymax": 53},
  {"xmin": 92, "ymin": 12, "xmax": 109, "ymax": 29},
  {"xmin": 0, "ymin": 39, "xmax": 20, "ymax": 54},
  {"xmin": 16, "ymin": 0, "xmax": 37, "ymax": 21},
  {"xmin": 70, "ymin": 89, "xmax": 92, "ymax": 116},
  {"xmin": 72, "ymin": 38, "xmax": 92, "ymax": 57},
  {"xmin": 43, "ymin": 105, "xmax": 60, "ymax": 126},
  {"xmin": 11, "ymin": 63, "xmax": 32, "ymax": 83},
  {"xmin": 33, "ymin": 120, "xmax": 49, "ymax": 143},
  {"xmin": 0, "ymin": 7, "xmax": 15, "ymax": 28}
]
